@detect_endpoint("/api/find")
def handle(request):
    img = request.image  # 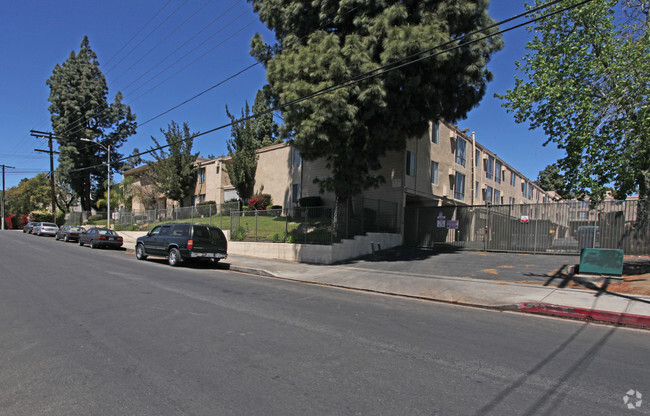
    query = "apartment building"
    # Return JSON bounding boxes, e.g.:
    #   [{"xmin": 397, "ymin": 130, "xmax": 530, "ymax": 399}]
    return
[{"xmin": 126, "ymin": 121, "xmax": 554, "ymax": 233}]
